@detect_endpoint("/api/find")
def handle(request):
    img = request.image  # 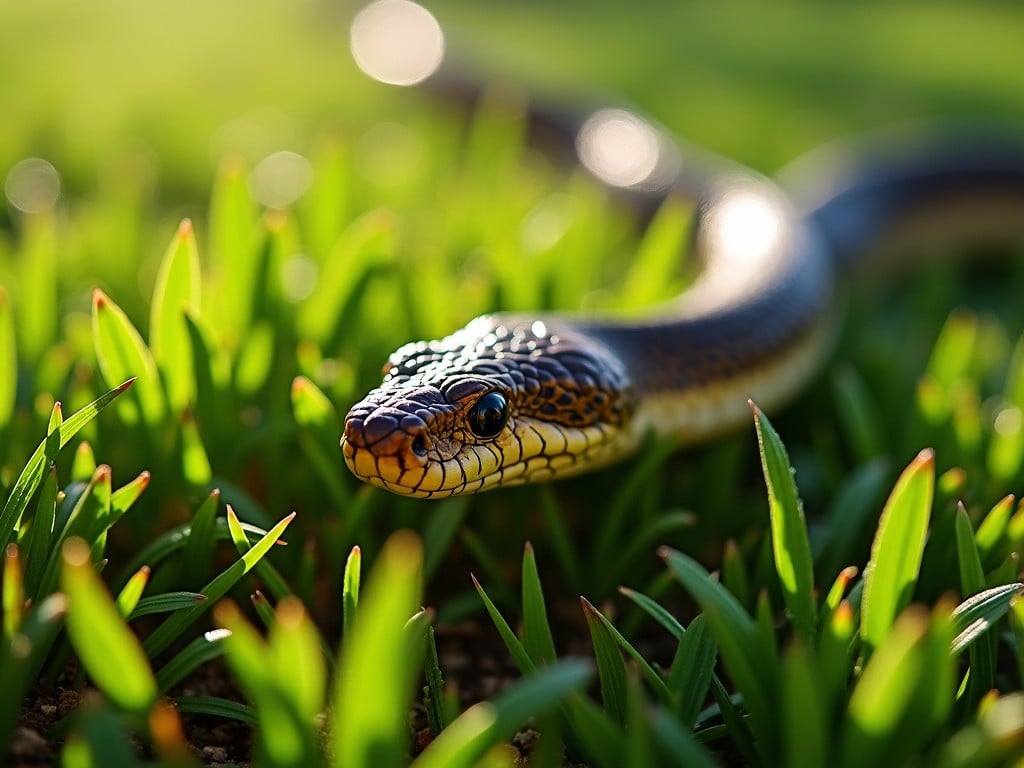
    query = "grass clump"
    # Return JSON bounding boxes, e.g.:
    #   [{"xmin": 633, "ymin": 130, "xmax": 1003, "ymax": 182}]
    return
[{"xmin": 2, "ymin": 11, "xmax": 1024, "ymax": 763}]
